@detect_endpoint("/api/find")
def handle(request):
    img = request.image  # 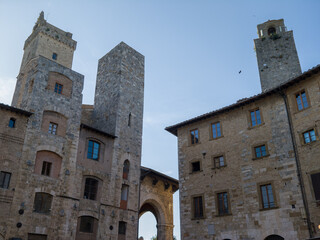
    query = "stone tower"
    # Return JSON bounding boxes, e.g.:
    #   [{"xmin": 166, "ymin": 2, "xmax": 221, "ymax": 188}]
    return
[
  {"xmin": 19, "ymin": 11, "xmax": 76, "ymax": 71},
  {"xmin": 93, "ymin": 42, "xmax": 145, "ymax": 238},
  {"xmin": 254, "ymin": 19, "xmax": 301, "ymax": 92},
  {"xmin": 8, "ymin": 11, "xmax": 84, "ymax": 239}
]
